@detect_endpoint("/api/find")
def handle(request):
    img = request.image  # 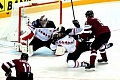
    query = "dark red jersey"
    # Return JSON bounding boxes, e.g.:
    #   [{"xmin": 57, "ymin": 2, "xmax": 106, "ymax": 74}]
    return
[
  {"xmin": 1, "ymin": 59, "xmax": 31, "ymax": 76},
  {"xmin": 85, "ymin": 17, "xmax": 110, "ymax": 37}
]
